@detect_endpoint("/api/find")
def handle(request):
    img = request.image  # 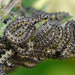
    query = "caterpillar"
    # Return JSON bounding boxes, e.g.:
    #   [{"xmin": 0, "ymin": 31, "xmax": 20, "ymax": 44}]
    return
[
  {"xmin": 4, "ymin": 14, "xmax": 48, "ymax": 44},
  {"xmin": 59, "ymin": 21, "xmax": 75, "ymax": 59},
  {"xmin": 0, "ymin": 49, "xmax": 14, "ymax": 75},
  {"xmin": 56, "ymin": 20, "xmax": 73, "ymax": 52},
  {"xmin": 0, "ymin": 49, "xmax": 13, "ymax": 64},
  {"xmin": 27, "ymin": 7, "xmax": 70, "ymax": 21}
]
